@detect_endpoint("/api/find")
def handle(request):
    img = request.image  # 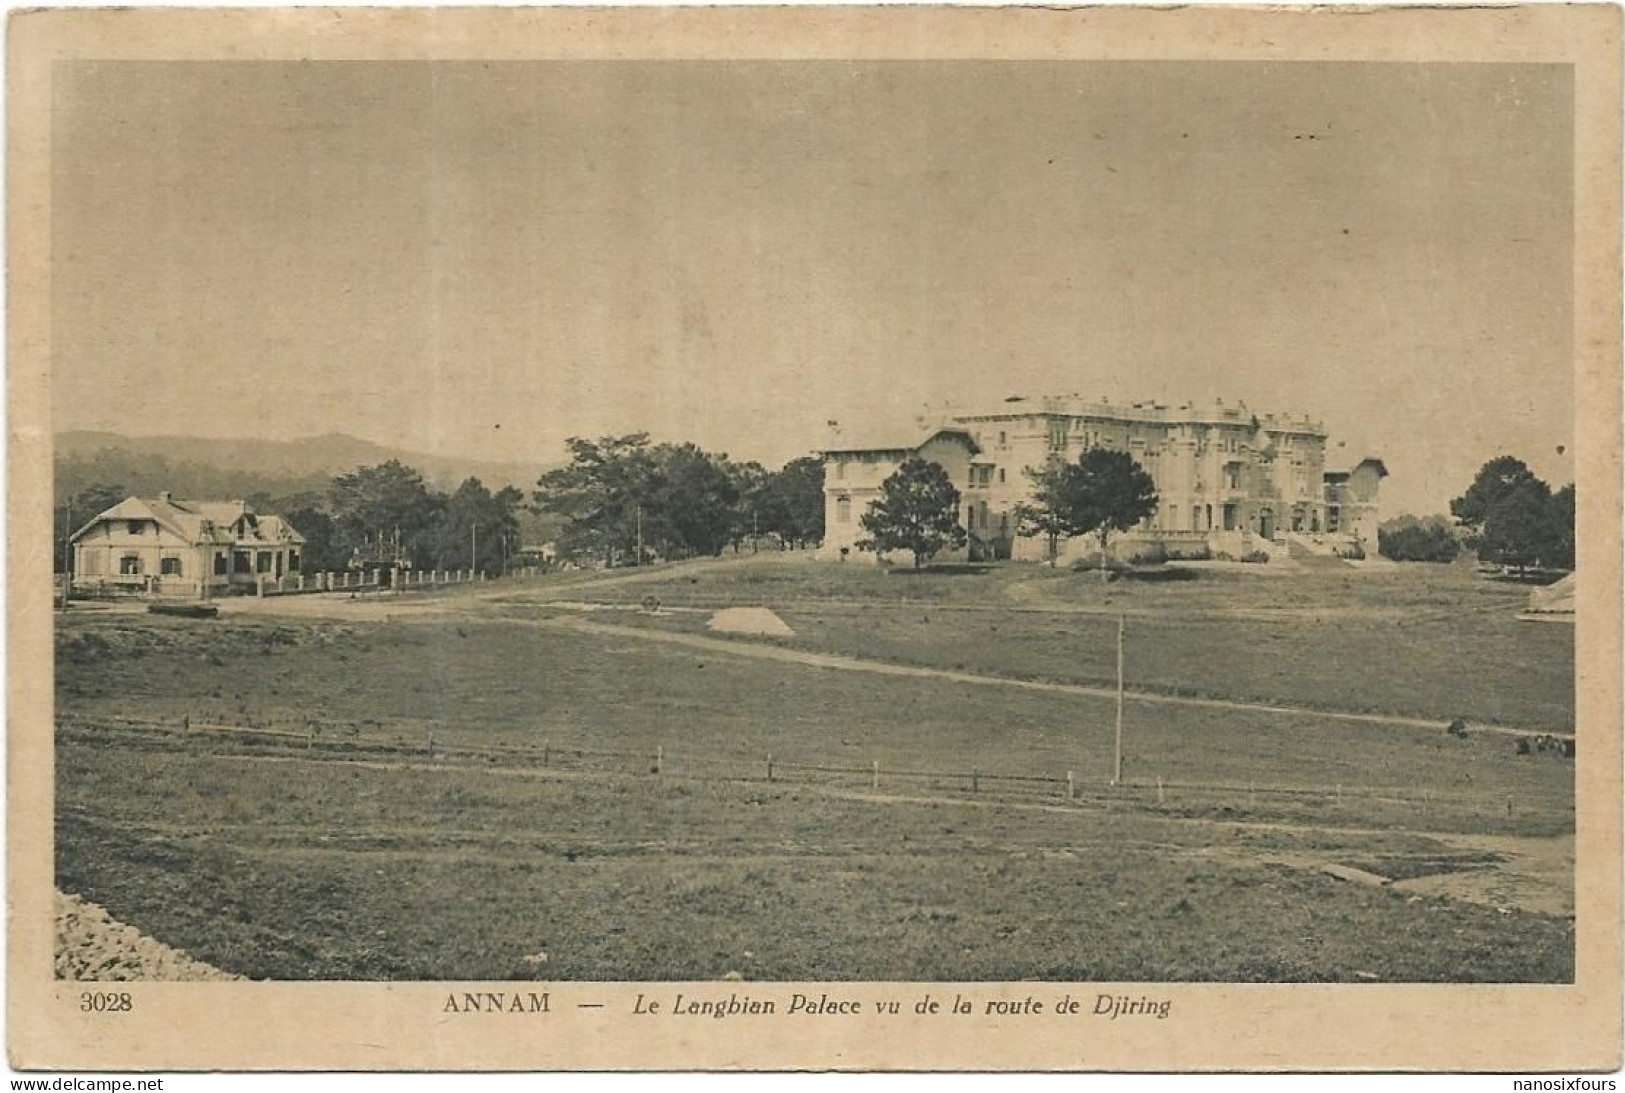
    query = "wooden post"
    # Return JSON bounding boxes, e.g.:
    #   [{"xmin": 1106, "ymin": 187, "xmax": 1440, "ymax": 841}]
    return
[
  {"xmin": 542, "ymin": 741, "xmax": 550, "ymax": 767},
  {"xmin": 767, "ymin": 754, "xmax": 774, "ymax": 783},
  {"xmin": 654, "ymin": 745, "xmax": 663, "ymax": 776},
  {"xmin": 1066, "ymin": 770, "xmax": 1075, "ymax": 800},
  {"xmin": 1113, "ymin": 614, "xmax": 1125, "ymax": 787},
  {"xmin": 1506, "ymin": 795, "xmax": 1513, "ymax": 819},
  {"xmin": 971, "ymin": 769, "xmax": 979, "ymax": 794},
  {"xmin": 1157, "ymin": 776, "xmax": 1165, "ymax": 805},
  {"xmin": 182, "ymin": 714, "xmax": 190, "ymax": 736},
  {"xmin": 871, "ymin": 760, "xmax": 880, "ymax": 790}
]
